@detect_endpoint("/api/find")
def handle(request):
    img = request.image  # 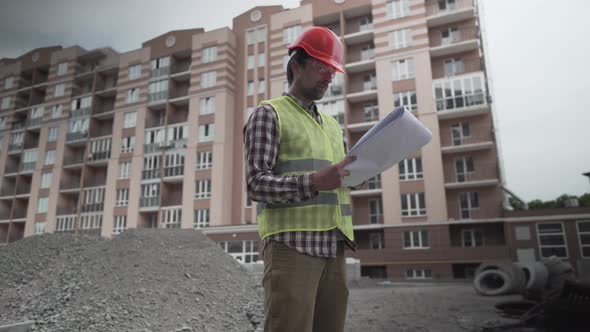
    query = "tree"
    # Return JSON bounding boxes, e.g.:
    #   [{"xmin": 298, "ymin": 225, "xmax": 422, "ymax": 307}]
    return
[
  {"xmin": 579, "ymin": 193, "xmax": 590, "ymax": 207},
  {"xmin": 509, "ymin": 197, "xmax": 525, "ymax": 211}
]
